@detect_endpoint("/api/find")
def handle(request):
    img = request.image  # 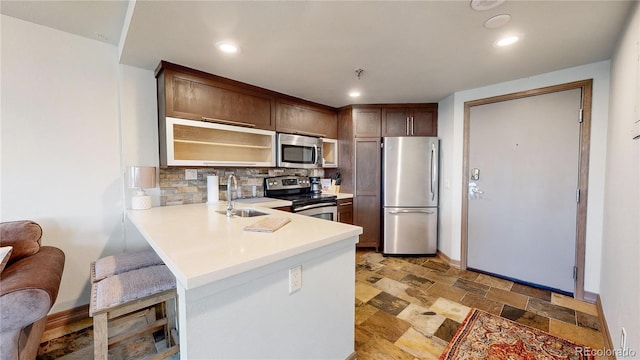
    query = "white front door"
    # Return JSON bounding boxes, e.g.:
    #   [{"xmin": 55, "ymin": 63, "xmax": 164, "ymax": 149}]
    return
[{"xmin": 467, "ymin": 88, "xmax": 582, "ymax": 294}]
